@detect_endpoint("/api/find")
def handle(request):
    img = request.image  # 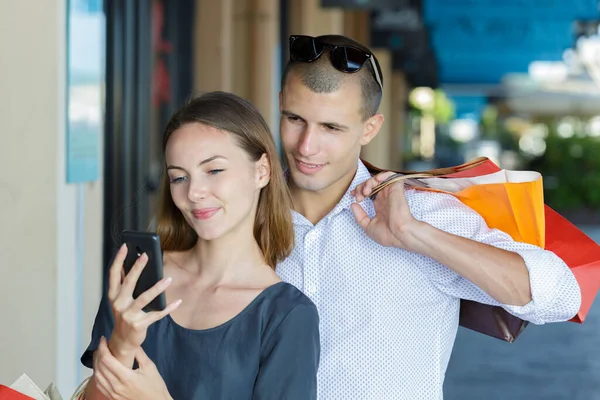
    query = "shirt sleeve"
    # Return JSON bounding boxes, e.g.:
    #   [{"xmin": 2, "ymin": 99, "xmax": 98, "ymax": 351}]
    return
[
  {"xmin": 252, "ymin": 304, "xmax": 320, "ymax": 400},
  {"xmin": 80, "ymin": 289, "xmax": 115, "ymax": 369},
  {"xmin": 406, "ymin": 189, "xmax": 582, "ymax": 325}
]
